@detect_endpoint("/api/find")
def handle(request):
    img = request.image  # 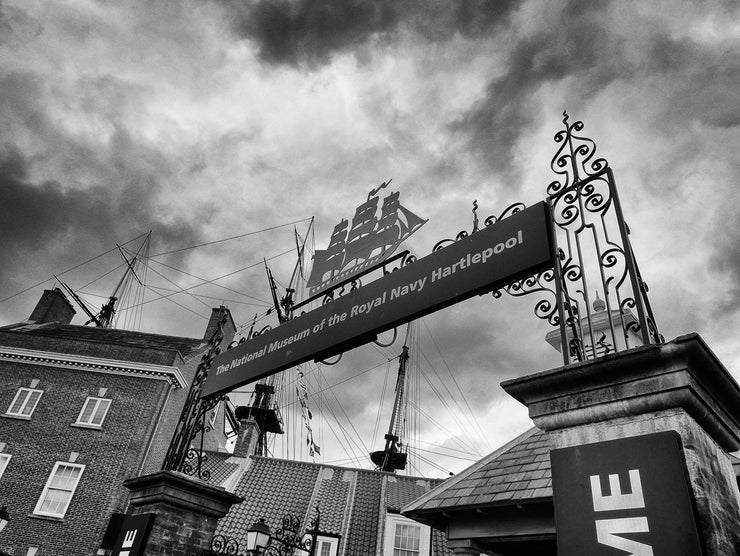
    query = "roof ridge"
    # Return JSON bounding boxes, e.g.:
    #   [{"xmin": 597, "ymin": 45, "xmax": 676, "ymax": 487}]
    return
[
  {"xmin": 250, "ymin": 455, "xmax": 446, "ymax": 482},
  {"xmin": 3, "ymin": 322, "xmax": 204, "ymax": 343},
  {"xmin": 401, "ymin": 426, "xmax": 540, "ymax": 514}
]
